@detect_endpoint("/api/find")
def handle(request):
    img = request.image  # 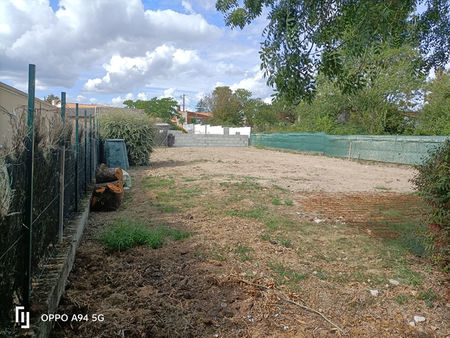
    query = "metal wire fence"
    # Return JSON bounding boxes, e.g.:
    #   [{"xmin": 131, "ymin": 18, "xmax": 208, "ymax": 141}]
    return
[{"xmin": 0, "ymin": 65, "xmax": 100, "ymax": 329}]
